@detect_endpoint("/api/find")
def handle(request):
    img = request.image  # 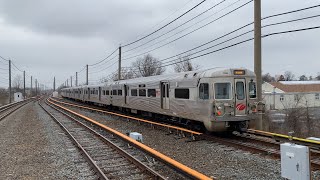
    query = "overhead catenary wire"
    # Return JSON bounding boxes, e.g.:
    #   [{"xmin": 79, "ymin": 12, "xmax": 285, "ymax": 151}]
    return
[{"xmin": 122, "ymin": 0, "xmax": 208, "ymax": 47}]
